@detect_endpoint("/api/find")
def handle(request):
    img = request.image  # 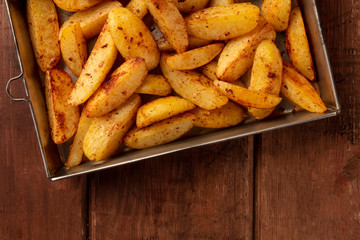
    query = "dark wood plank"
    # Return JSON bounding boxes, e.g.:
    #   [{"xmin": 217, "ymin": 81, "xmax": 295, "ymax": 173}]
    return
[
  {"xmin": 256, "ymin": 1, "xmax": 360, "ymax": 239},
  {"xmin": 89, "ymin": 138, "xmax": 254, "ymax": 240},
  {"xmin": 0, "ymin": 3, "xmax": 88, "ymax": 239}
]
